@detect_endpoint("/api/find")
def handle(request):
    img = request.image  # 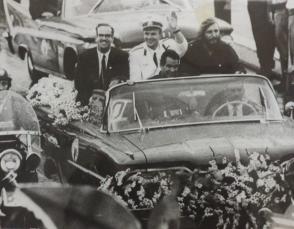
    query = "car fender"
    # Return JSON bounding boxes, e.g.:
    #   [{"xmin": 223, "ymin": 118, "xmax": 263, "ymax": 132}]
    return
[{"xmin": 18, "ymin": 43, "xmax": 28, "ymax": 60}]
